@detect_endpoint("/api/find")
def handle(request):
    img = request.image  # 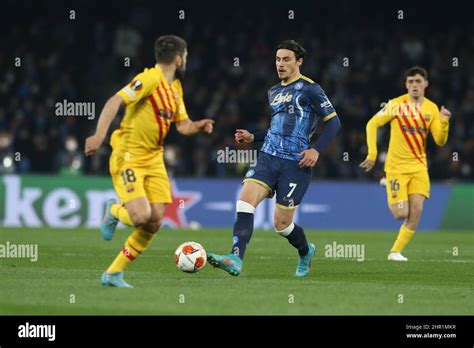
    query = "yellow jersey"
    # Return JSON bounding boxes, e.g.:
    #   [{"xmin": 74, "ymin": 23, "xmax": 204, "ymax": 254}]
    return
[
  {"xmin": 112, "ymin": 65, "xmax": 189, "ymax": 167},
  {"xmin": 366, "ymin": 94, "xmax": 449, "ymax": 173}
]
